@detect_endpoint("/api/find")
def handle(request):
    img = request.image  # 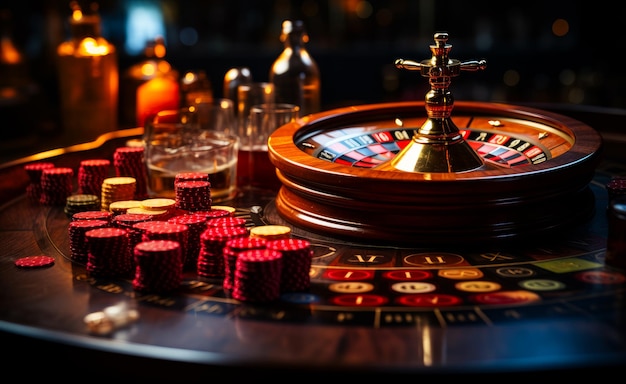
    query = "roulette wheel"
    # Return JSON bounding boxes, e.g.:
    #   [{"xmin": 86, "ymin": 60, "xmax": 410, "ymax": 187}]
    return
[
  {"xmin": 1, "ymin": 32, "xmax": 624, "ymax": 380},
  {"xmin": 268, "ymin": 33, "xmax": 602, "ymax": 245}
]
